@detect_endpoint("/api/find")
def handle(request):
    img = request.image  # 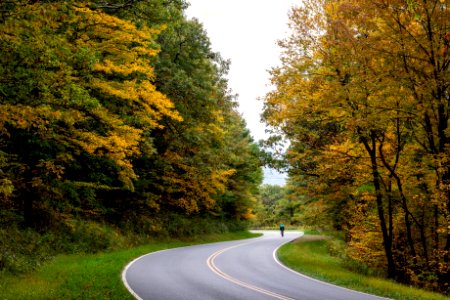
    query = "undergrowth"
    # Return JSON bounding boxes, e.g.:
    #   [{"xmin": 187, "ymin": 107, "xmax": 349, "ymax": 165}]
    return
[
  {"xmin": 0, "ymin": 213, "xmax": 249, "ymax": 275},
  {"xmin": 278, "ymin": 236, "xmax": 448, "ymax": 300}
]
